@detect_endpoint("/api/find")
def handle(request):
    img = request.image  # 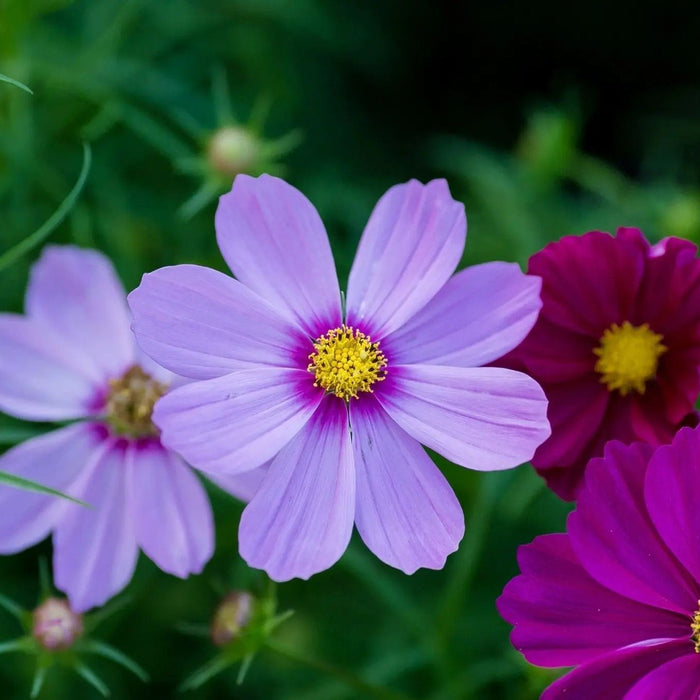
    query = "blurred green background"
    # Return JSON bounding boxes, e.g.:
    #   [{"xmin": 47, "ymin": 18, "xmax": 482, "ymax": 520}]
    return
[{"xmin": 1, "ymin": 1, "xmax": 699, "ymax": 698}]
